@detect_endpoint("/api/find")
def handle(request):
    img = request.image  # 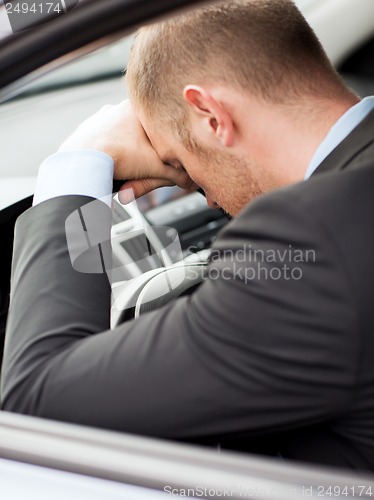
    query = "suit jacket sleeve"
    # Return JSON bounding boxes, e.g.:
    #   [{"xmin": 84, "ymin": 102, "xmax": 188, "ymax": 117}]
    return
[{"xmin": 0, "ymin": 191, "xmax": 359, "ymax": 440}]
